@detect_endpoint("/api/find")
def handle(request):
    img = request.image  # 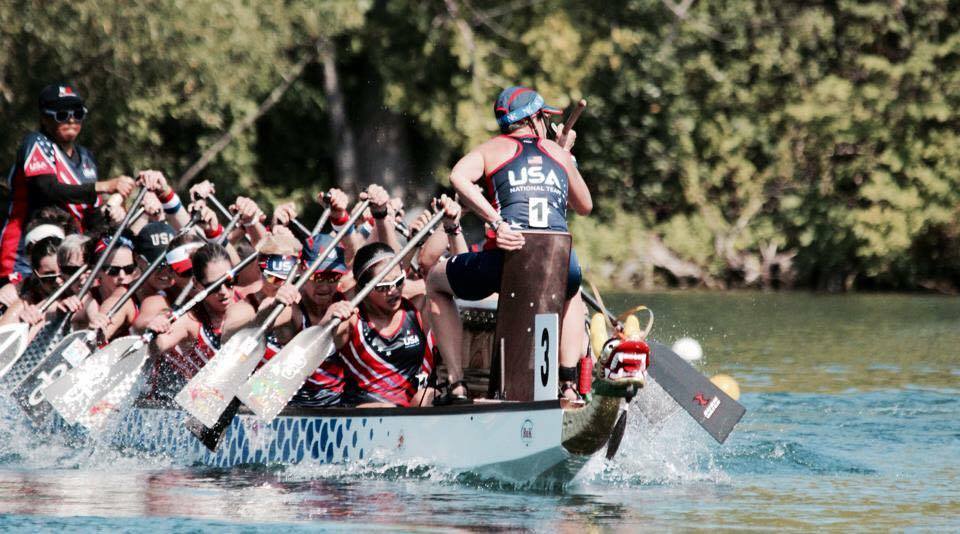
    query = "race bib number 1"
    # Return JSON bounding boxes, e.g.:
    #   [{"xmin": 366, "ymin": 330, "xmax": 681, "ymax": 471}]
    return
[{"xmin": 529, "ymin": 197, "xmax": 548, "ymax": 228}]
